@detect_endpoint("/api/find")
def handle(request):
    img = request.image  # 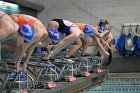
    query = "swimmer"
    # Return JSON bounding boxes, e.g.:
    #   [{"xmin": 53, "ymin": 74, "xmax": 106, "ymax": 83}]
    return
[
  {"xmin": 44, "ymin": 19, "xmax": 82, "ymax": 62},
  {"xmin": 75, "ymin": 22, "xmax": 111, "ymax": 56},
  {"xmin": 9, "ymin": 14, "xmax": 50, "ymax": 71}
]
